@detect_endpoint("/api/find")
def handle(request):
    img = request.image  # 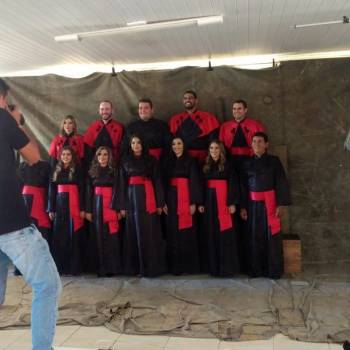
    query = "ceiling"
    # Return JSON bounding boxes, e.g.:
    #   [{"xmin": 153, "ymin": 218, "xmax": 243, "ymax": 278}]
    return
[{"xmin": 1, "ymin": 0, "xmax": 350, "ymax": 77}]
